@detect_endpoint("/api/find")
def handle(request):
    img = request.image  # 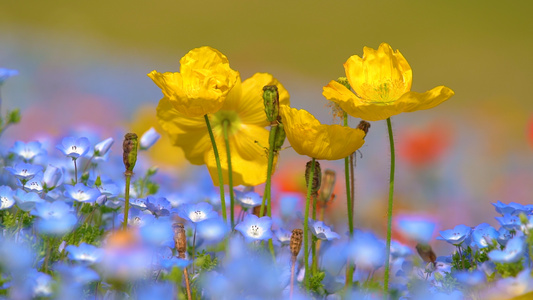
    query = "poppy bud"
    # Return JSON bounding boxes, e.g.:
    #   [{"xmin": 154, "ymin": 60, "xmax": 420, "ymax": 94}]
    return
[
  {"xmin": 123, "ymin": 133, "xmax": 138, "ymax": 176},
  {"xmin": 305, "ymin": 160, "xmax": 322, "ymax": 196},
  {"xmin": 416, "ymin": 243, "xmax": 437, "ymax": 266},
  {"xmin": 319, "ymin": 169, "xmax": 336, "ymax": 203},
  {"xmin": 290, "ymin": 229, "xmax": 303, "ymax": 258},
  {"xmin": 336, "ymin": 77, "xmax": 351, "ymax": 90},
  {"xmin": 263, "ymin": 85, "xmax": 280, "ymax": 124}
]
